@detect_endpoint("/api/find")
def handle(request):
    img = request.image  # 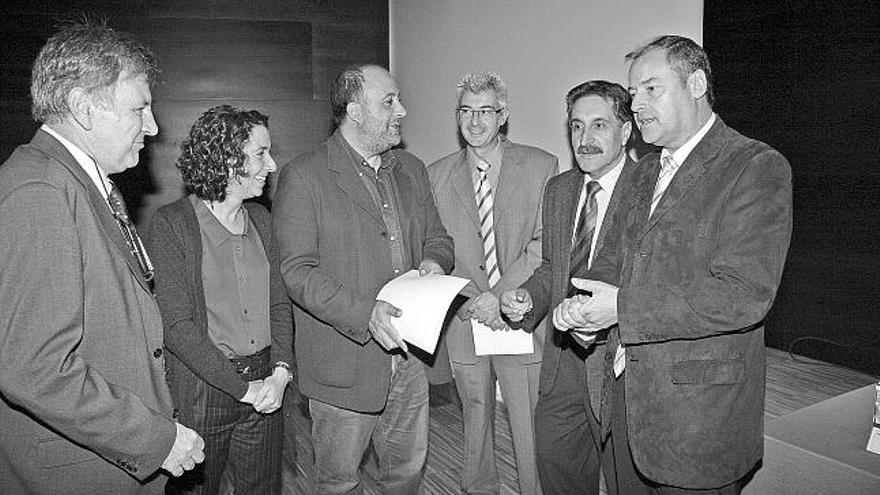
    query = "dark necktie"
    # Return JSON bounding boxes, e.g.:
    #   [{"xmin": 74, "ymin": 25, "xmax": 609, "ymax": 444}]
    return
[
  {"xmin": 107, "ymin": 181, "xmax": 154, "ymax": 286},
  {"xmin": 568, "ymin": 180, "xmax": 602, "ymax": 291}
]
